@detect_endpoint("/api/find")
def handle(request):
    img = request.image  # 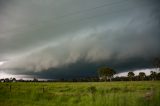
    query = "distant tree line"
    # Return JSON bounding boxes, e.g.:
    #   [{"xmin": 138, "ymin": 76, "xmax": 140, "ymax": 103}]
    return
[
  {"xmin": 1, "ymin": 57, "xmax": 160, "ymax": 82},
  {"xmin": 98, "ymin": 57, "xmax": 160, "ymax": 82},
  {"xmin": 1, "ymin": 70, "xmax": 160, "ymax": 82},
  {"xmin": 97, "ymin": 67, "xmax": 160, "ymax": 82}
]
